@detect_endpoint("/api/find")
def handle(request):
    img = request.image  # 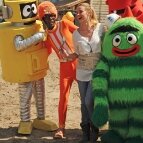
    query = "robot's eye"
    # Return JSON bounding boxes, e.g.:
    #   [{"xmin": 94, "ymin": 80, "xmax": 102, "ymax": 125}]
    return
[
  {"xmin": 23, "ymin": 5, "xmax": 31, "ymax": 17},
  {"xmin": 113, "ymin": 35, "xmax": 121, "ymax": 47},
  {"xmin": 31, "ymin": 3, "xmax": 37, "ymax": 14},
  {"xmin": 127, "ymin": 33, "xmax": 137, "ymax": 45}
]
